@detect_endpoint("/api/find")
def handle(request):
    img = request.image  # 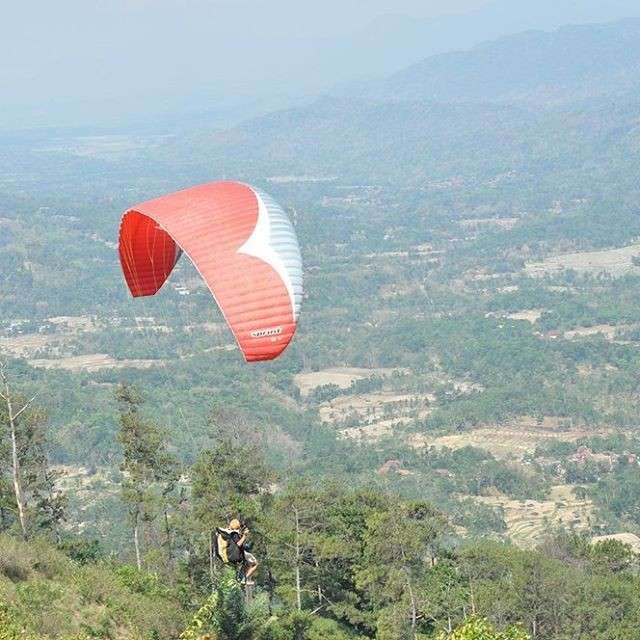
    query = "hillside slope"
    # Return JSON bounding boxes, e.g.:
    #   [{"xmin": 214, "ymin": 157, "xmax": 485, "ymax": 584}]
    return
[{"xmin": 0, "ymin": 536, "xmax": 185, "ymax": 638}]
